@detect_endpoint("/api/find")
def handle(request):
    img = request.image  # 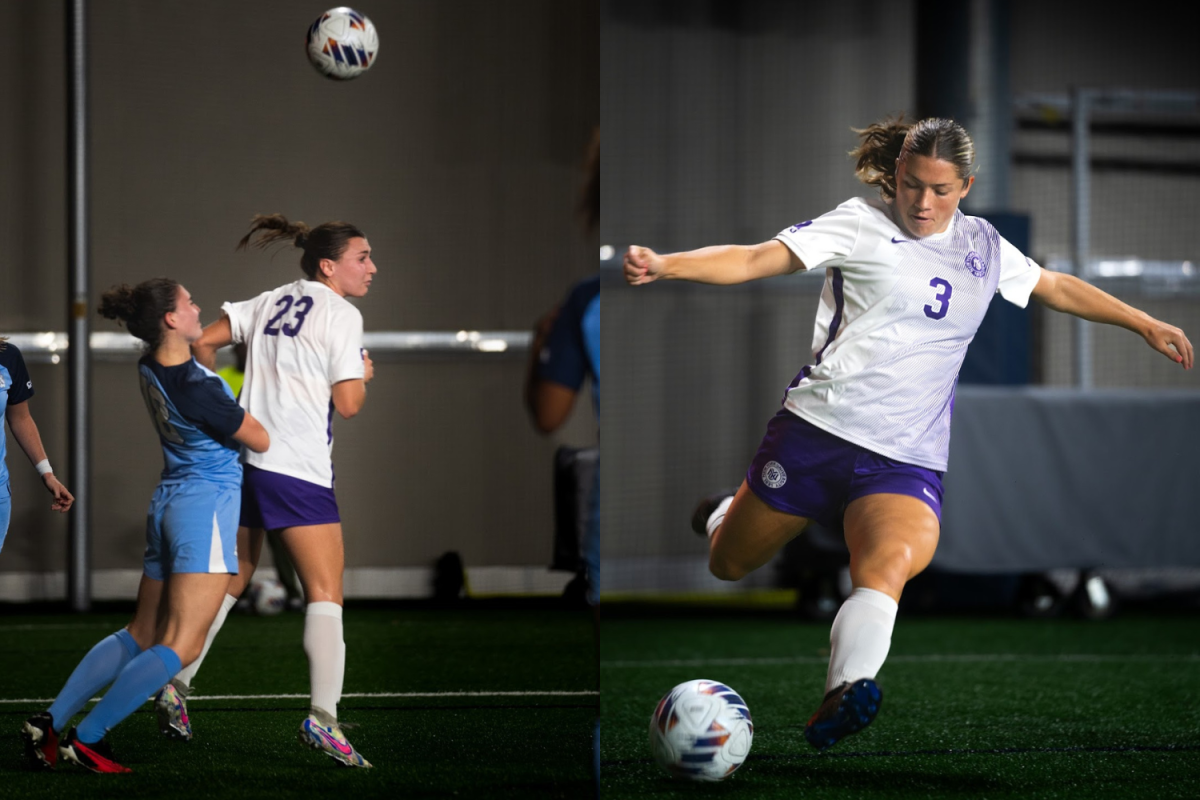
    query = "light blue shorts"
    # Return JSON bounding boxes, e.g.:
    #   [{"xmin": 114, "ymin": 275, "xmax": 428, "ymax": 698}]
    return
[
  {"xmin": 144, "ymin": 481, "xmax": 240, "ymax": 580},
  {"xmin": 0, "ymin": 480, "xmax": 10, "ymax": 553}
]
